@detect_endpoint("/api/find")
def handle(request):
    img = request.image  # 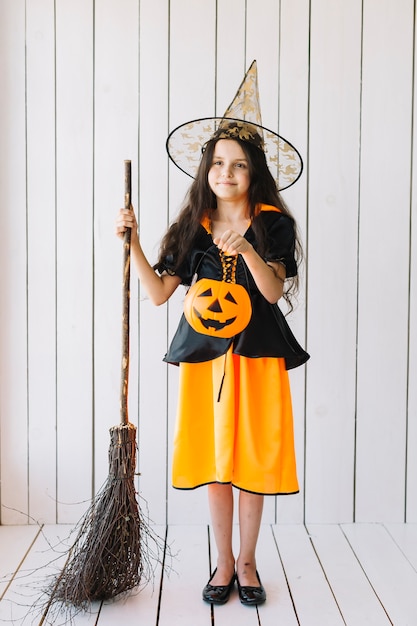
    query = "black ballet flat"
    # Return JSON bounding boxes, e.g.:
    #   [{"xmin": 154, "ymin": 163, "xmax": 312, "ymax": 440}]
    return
[
  {"xmin": 202, "ymin": 569, "xmax": 236, "ymax": 604},
  {"xmin": 237, "ymin": 570, "xmax": 266, "ymax": 606}
]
